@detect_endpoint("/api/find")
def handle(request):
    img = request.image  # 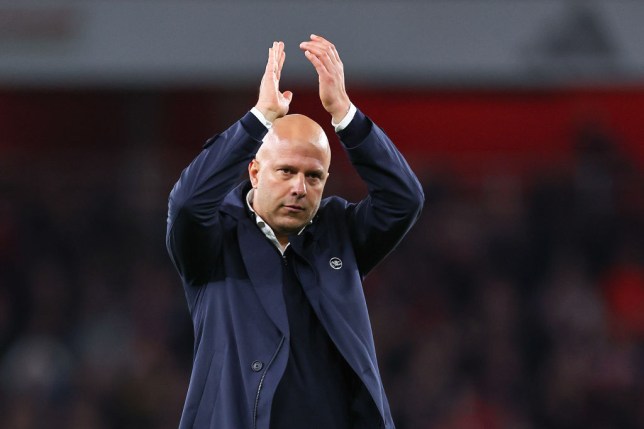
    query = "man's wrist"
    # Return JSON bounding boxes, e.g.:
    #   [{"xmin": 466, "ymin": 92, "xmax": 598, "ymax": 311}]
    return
[
  {"xmin": 332, "ymin": 103, "xmax": 357, "ymax": 132},
  {"xmin": 250, "ymin": 107, "xmax": 273, "ymax": 129},
  {"xmin": 241, "ymin": 111, "xmax": 271, "ymax": 141}
]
